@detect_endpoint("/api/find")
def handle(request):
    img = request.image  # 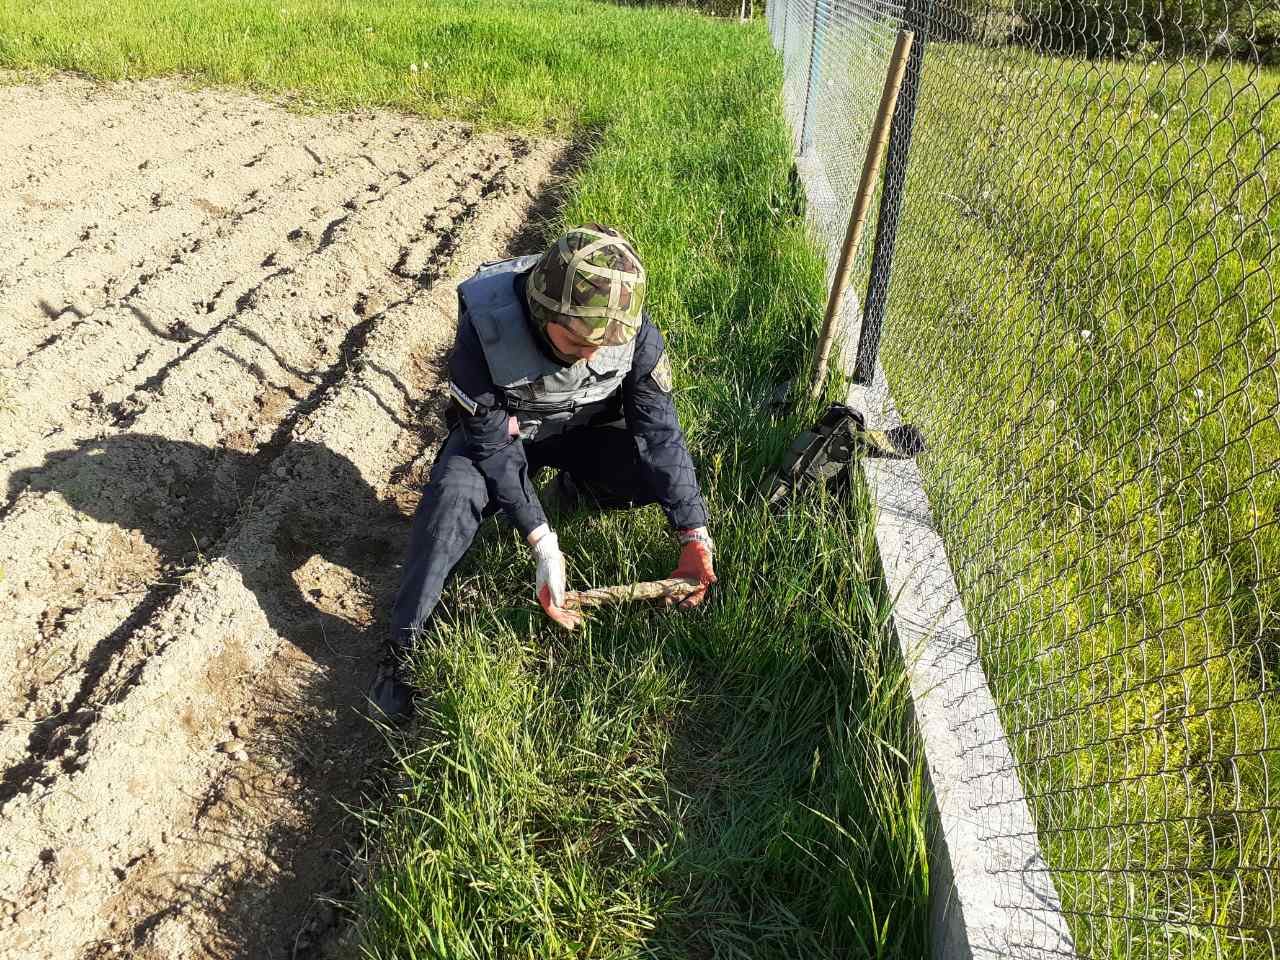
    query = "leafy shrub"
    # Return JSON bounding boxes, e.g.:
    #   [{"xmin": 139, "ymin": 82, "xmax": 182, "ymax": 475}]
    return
[
  {"xmin": 1254, "ymin": 9, "xmax": 1280, "ymax": 63},
  {"xmin": 1008, "ymin": 0, "xmax": 1277, "ymax": 60}
]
